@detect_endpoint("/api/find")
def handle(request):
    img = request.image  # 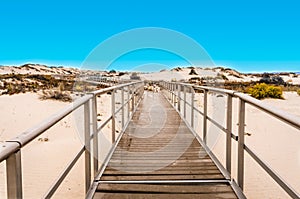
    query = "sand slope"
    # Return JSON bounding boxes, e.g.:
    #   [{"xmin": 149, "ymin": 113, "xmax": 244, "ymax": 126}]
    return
[{"xmin": 0, "ymin": 93, "xmax": 85, "ymax": 198}]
